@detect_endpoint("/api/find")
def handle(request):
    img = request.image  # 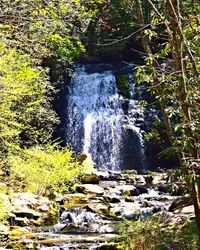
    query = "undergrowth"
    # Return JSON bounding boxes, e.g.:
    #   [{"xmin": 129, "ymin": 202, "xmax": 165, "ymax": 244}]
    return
[
  {"xmin": 117, "ymin": 216, "xmax": 198, "ymax": 250},
  {"xmin": 8, "ymin": 143, "xmax": 93, "ymax": 195}
]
